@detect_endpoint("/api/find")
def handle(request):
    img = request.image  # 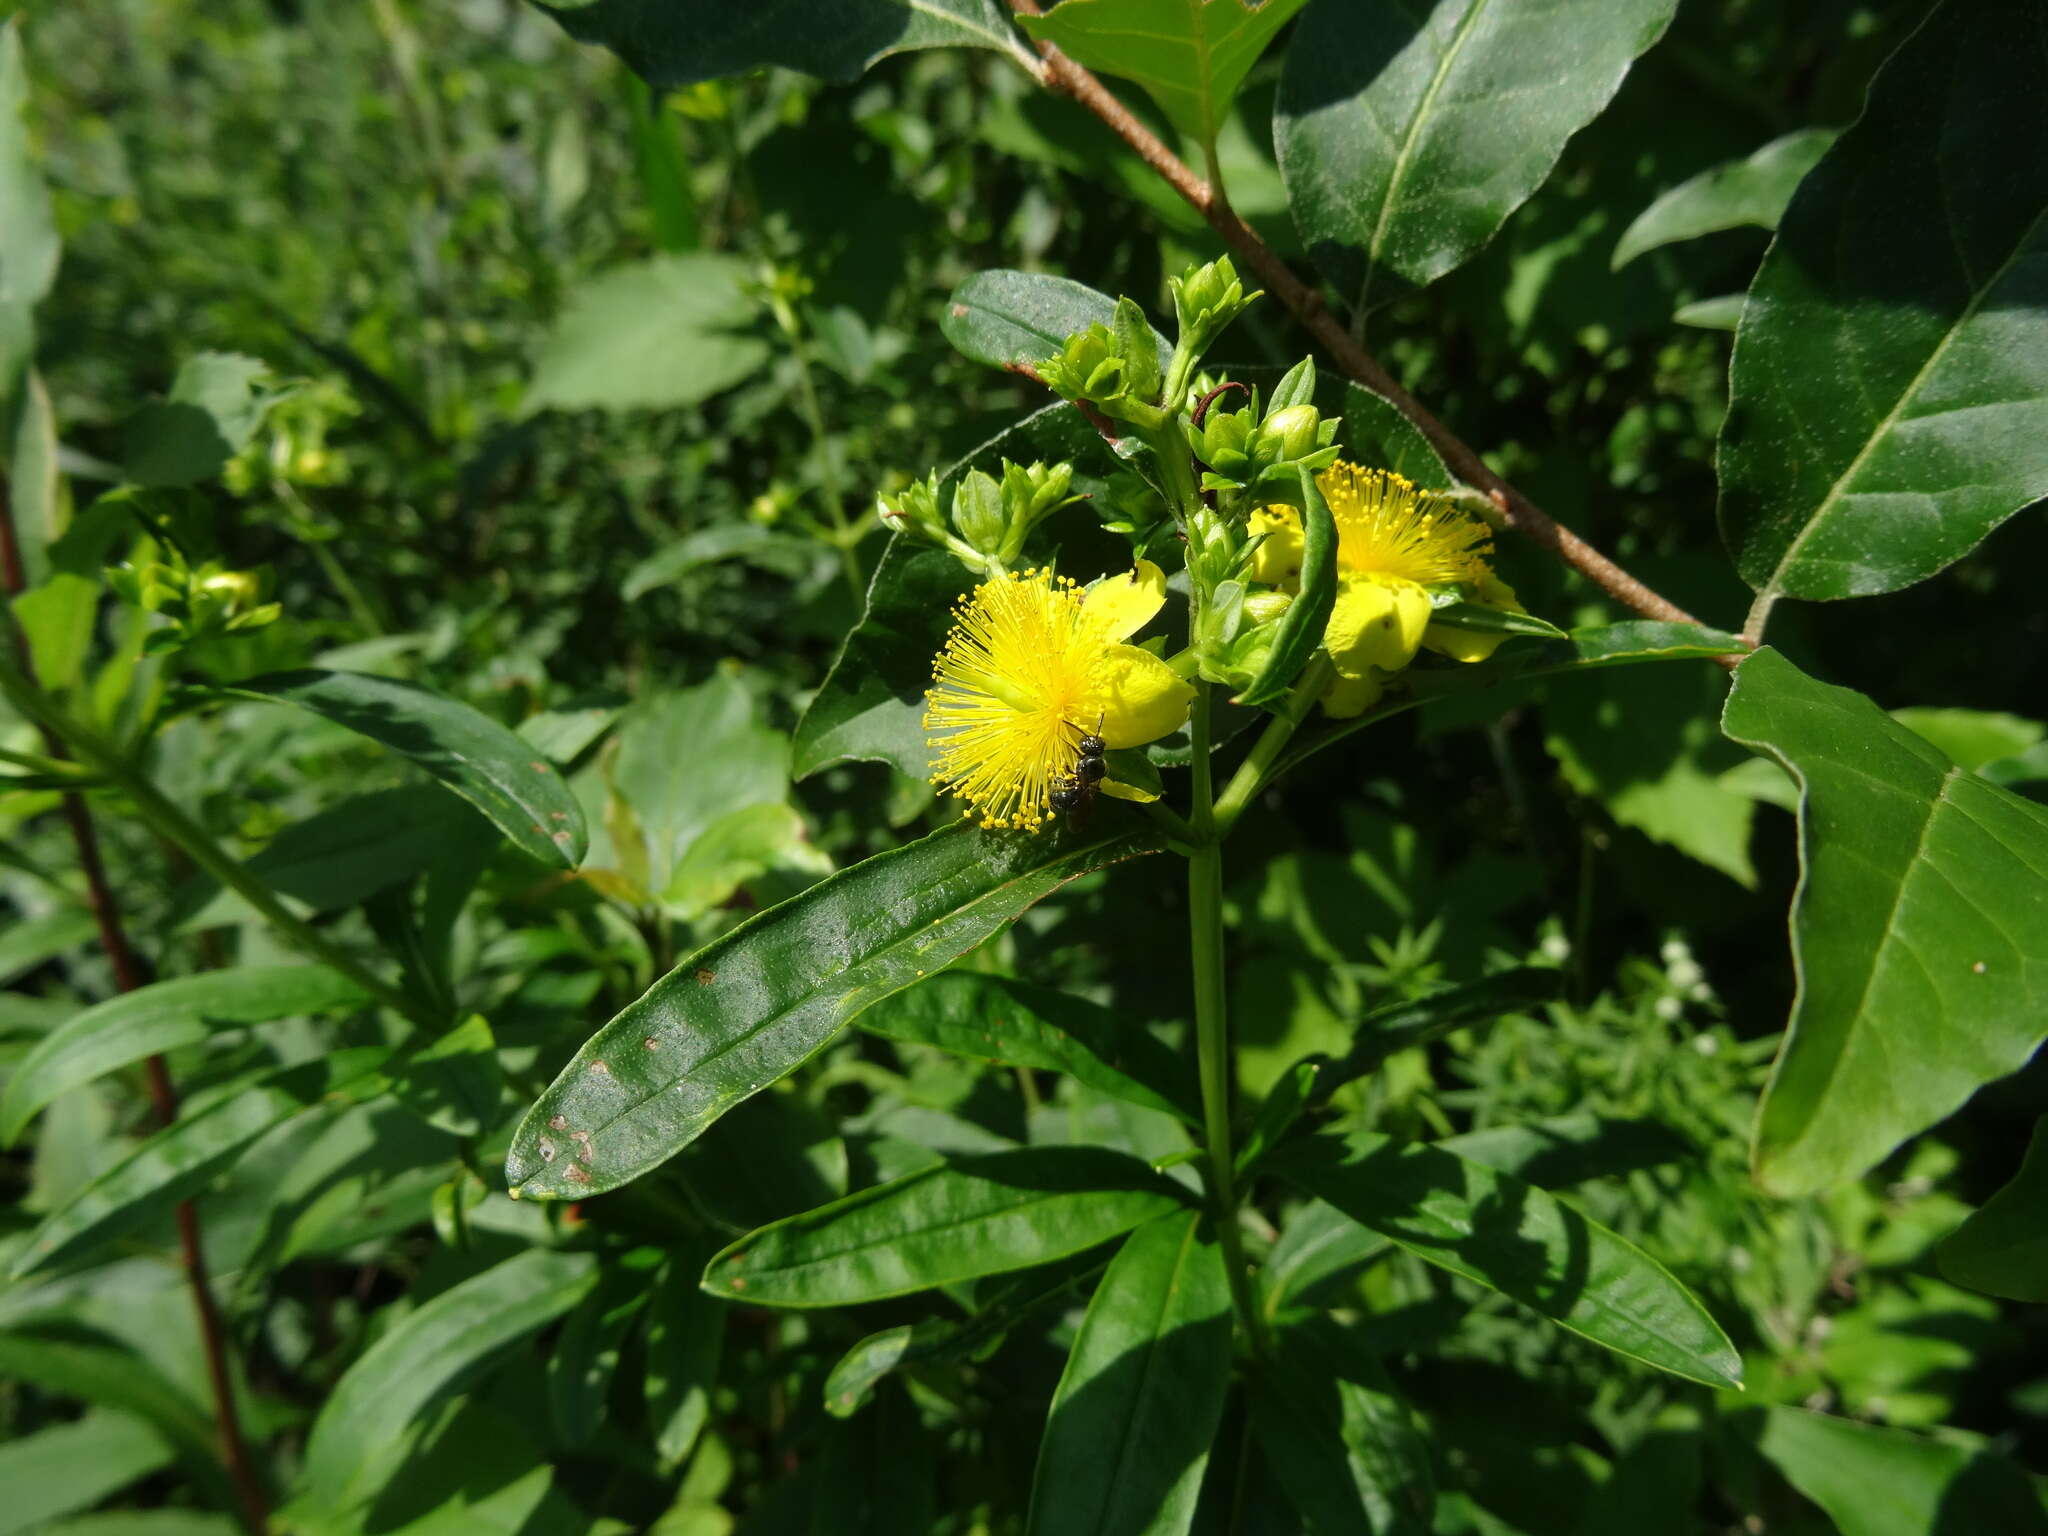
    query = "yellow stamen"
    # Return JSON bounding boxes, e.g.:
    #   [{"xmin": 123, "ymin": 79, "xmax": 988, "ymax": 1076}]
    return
[{"xmin": 1320, "ymin": 465, "xmax": 1492, "ymax": 589}]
